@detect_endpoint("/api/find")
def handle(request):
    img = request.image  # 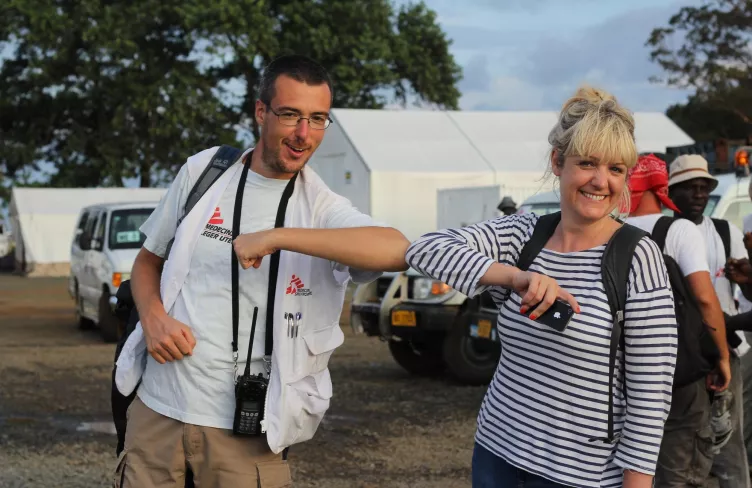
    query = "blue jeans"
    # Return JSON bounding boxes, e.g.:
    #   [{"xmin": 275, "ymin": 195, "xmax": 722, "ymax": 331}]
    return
[{"xmin": 472, "ymin": 443, "xmax": 568, "ymax": 488}]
